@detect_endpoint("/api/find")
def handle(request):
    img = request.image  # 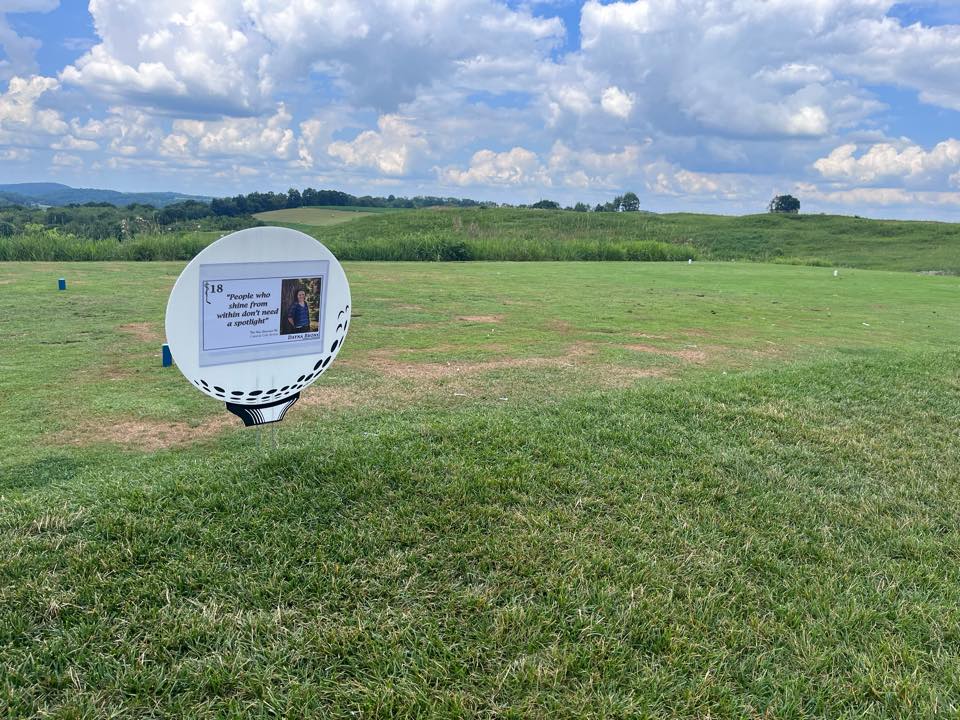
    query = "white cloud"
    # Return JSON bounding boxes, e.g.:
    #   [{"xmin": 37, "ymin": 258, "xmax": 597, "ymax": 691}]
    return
[
  {"xmin": 0, "ymin": 146, "xmax": 30, "ymax": 161},
  {"xmin": 546, "ymin": 141, "xmax": 644, "ymax": 188},
  {"xmin": 814, "ymin": 140, "xmax": 960, "ymax": 185},
  {"xmin": 647, "ymin": 164, "xmax": 728, "ymax": 196},
  {"xmin": 52, "ymin": 152, "xmax": 82, "ymax": 168},
  {"xmin": 59, "ymin": 0, "xmax": 563, "ymax": 116},
  {"xmin": 600, "ymin": 86, "xmax": 633, "ymax": 119},
  {"xmin": 214, "ymin": 163, "xmax": 260, "ymax": 178},
  {"xmin": 754, "ymin": 64, "xmax": 834, "ymax": 86},
  {"xmin": 191, "ymin": 105, "xmax": 295, "ymax": 158},
  {"xmin": 68, "ymin": 107, "xmax": 165, "ymax": 158},
  {"xmin": 439, "ymin": 147, "xmax": 550, "ymax": 186},
  {"xmin": 51, "ymin": 135, "xmax": 99, "ymax": 151},
  {"xmin": 327, "ymin": 115, "xmax": 429, "ymax": 175},
  {"xmin": 798, "ymin": 183, "xmax": 960, "ymax": 208},
  {"xmin": 0, "ymin": 75, "xmax": 67, "ymax": 137},
  {"xmin": 572, "ymin": 0, "xmax": 953, "ymax": 140}
]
